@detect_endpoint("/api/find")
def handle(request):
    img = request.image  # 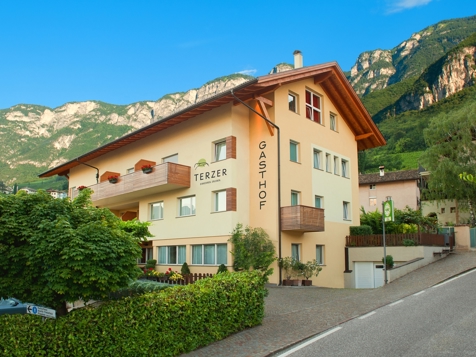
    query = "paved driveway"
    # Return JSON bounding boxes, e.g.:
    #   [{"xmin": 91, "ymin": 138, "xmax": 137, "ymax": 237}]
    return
[{"xmin": 183, "ymin": 251, "xmax": 476, "ymax": 357}]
